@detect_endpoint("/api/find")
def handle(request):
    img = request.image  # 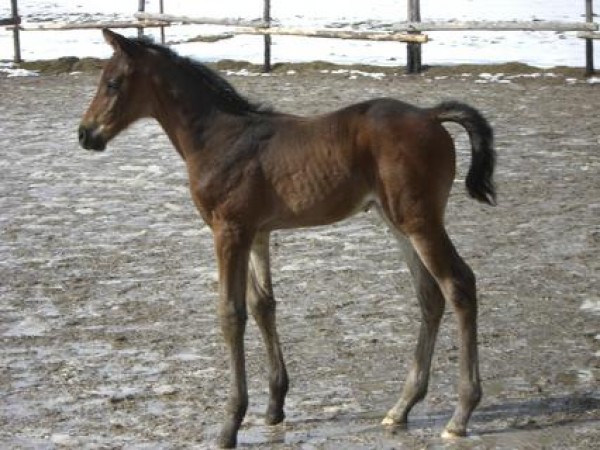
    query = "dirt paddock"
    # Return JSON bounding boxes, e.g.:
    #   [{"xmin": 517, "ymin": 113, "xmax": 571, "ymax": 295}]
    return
[{"xmin": 0, "ymin": 68, "xmax": 599, "ymax": 449}]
